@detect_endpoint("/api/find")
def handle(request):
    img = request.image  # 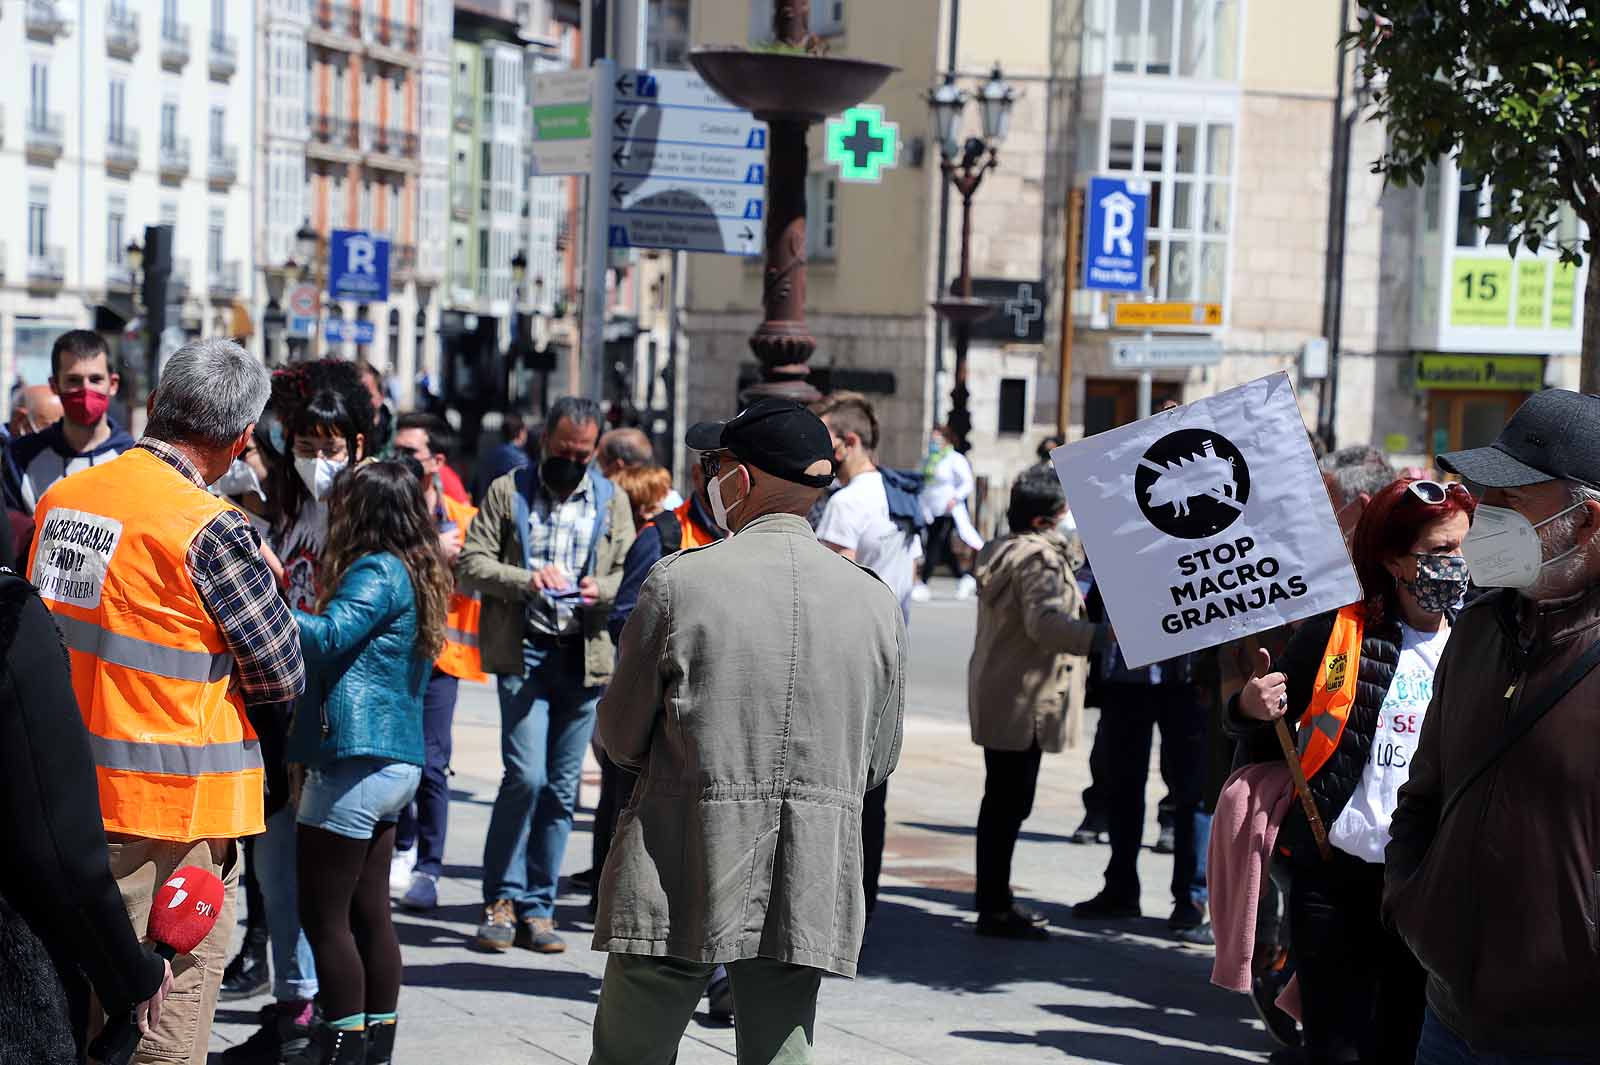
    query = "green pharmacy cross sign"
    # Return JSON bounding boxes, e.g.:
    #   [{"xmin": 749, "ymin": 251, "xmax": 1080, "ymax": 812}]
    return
[{"xmin": 826, "ymin": 105, "xmax": 899, "ymax": 184}]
